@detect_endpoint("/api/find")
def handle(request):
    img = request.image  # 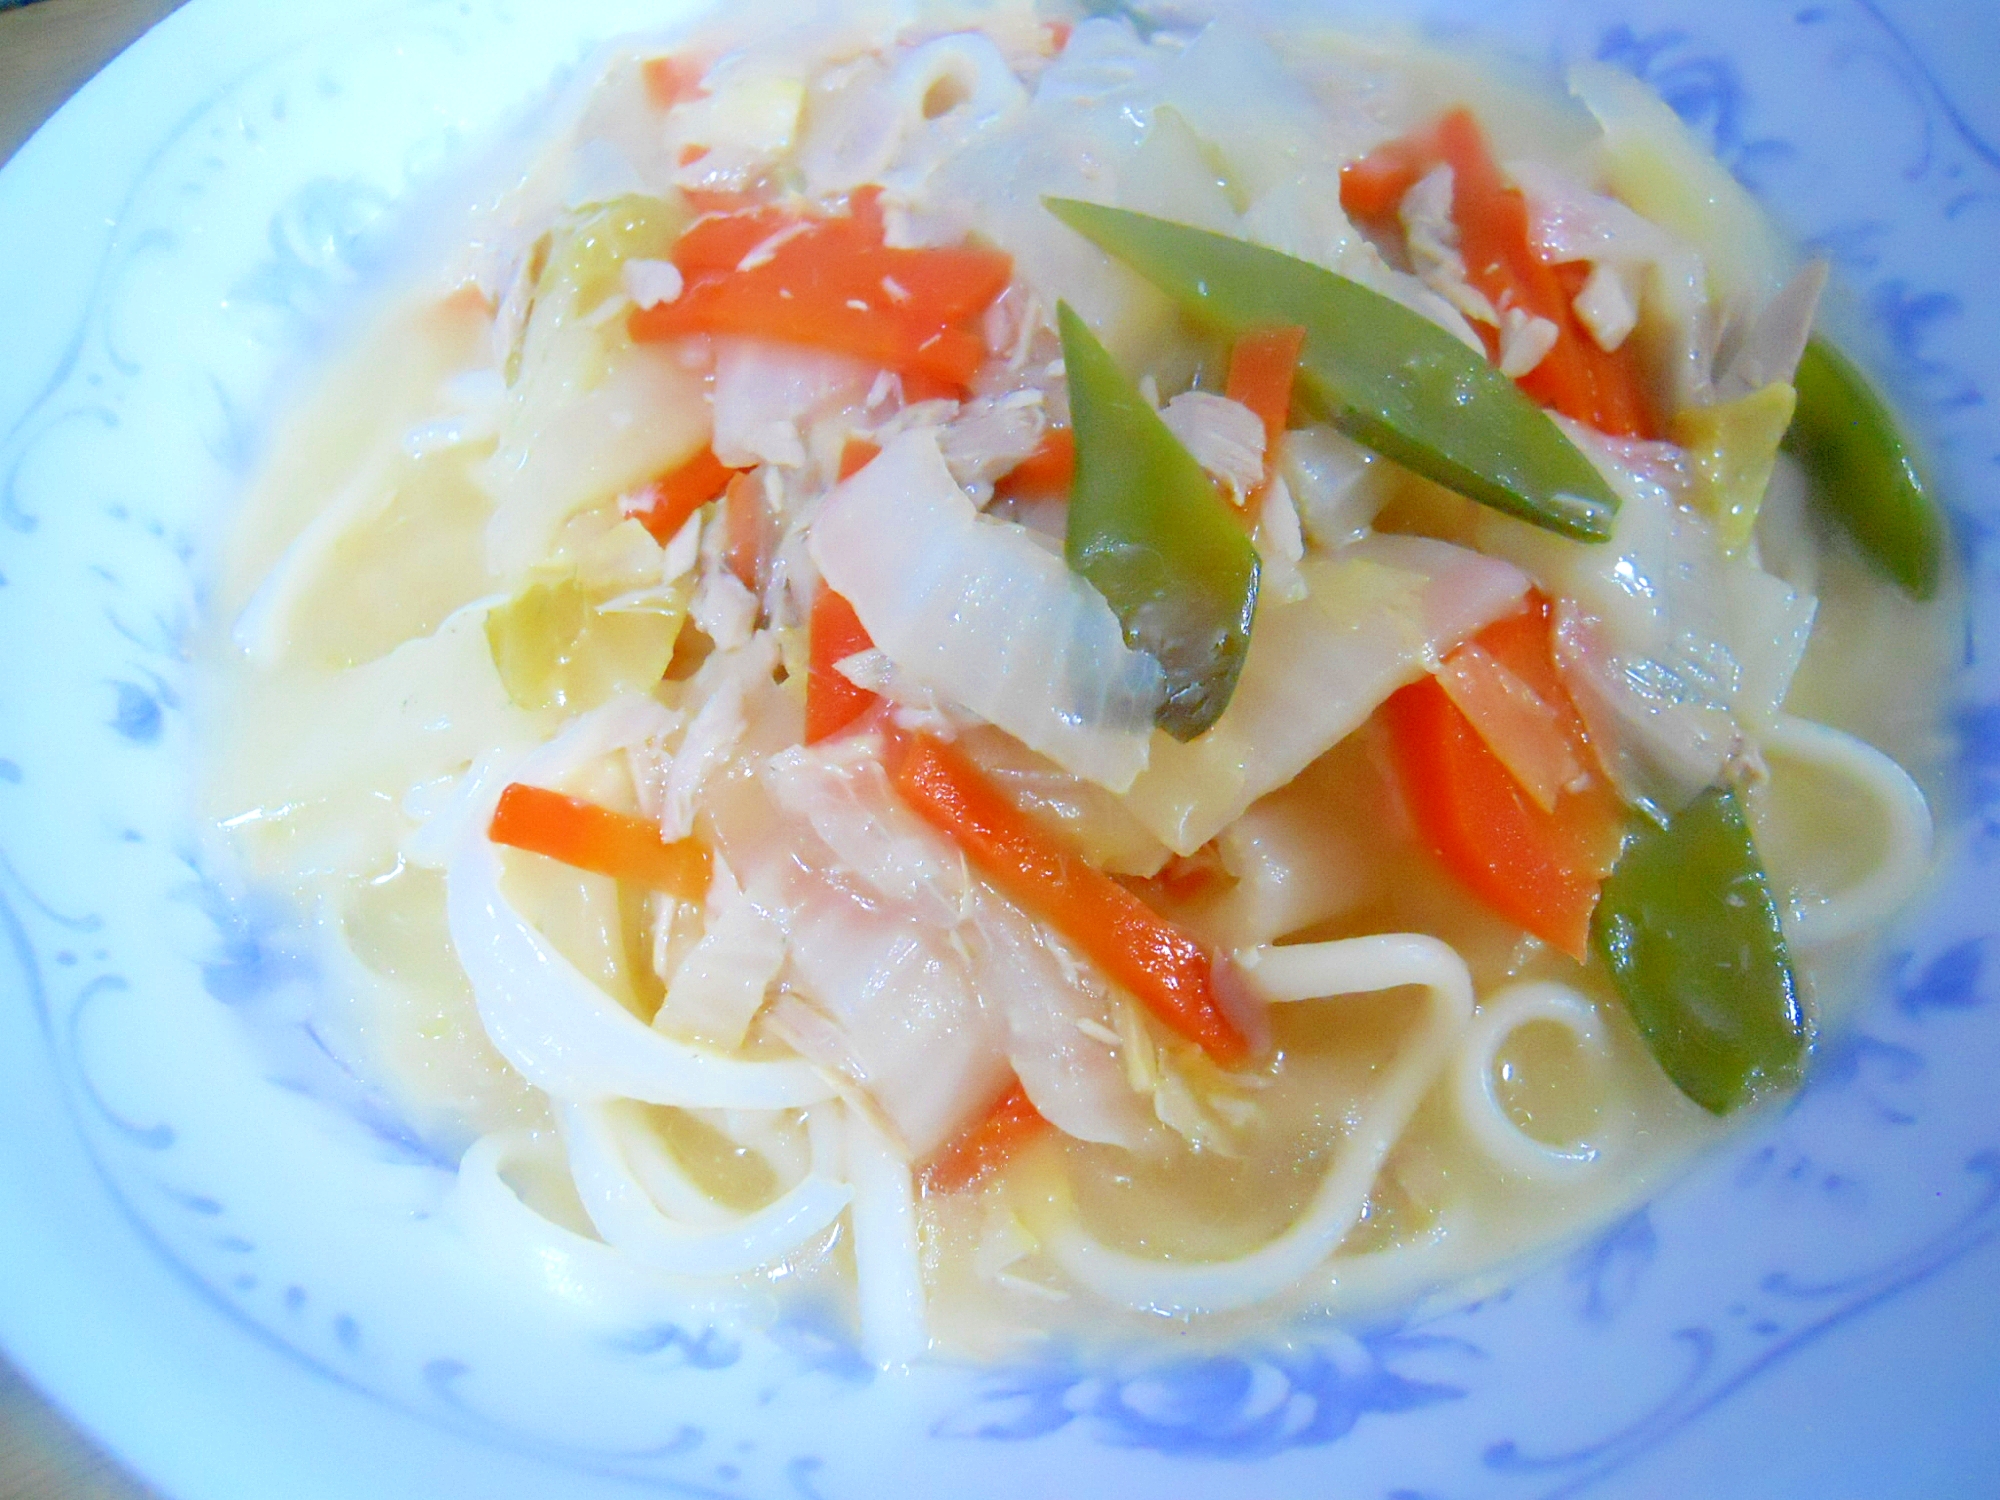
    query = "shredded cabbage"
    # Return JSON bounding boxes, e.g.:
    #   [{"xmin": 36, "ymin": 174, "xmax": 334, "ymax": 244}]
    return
[
  {"xmin": 1123, "ymin": 534, "xmax": 1531, "ymax": 854},
  {"xmin": 809, "ymin": 428, "xmax": 1165, "ymax": 791}
]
